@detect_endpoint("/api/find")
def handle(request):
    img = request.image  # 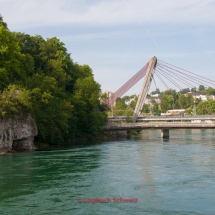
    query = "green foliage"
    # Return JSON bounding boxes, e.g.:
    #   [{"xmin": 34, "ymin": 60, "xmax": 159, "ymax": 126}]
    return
[
  {"xmin": 121, "ymin": 95, "xmax": 130, "ymax": 103},
  {"xmin": 127, "ymin": 130, "xmax": 140, "ymax": 135},
  {"xmin": 191, "ymin": 87, "xmax": 197, "ymax": 93},
  {"xmin": 206, "ymin": 87, "xmax": 215, "ymax": 95},
  {"xmin": 199, "ymin": 85, "xmax": 205, "ymax": 92},
  {"xmin": 151, "ymin": 88, "xmax": 160, "ymax": 95},
  {"xmin": 0, "ymin": 19, "xmax": 108, "ymax": 144},
  {"xmin": 0, "ymin": 85, "xmax": 32, "ymax": 117},
  {"xmin": 196, "ymin": 100, "xmax": 215, "ymax": 115},
  {"xmin": 152, "ymin": 102, "xmax": 161, "ymax": 116},
  {"xmin": 142, "ymin": 104, "xmax": 150, "ymax": 113},
  {"xmin": 130, "ymin": 96, "xmax": 138, "ymax": 110},
  {"xmin": 178, "ymin": 94, "xmax": 193, "ymax": 109},
  {"xmin": 72, "ymin": 75, "xmax": 107, "ymax": 138},
  {"xmin": 164, "ymin": 89, "xmax": 173, "ymax": 96},
  {"xmin": 0, "ymin": 15, "xmax": 8, "ymax": 29},
  {"xmin": 113, "ymin": 99, "xmax": 127, "ymax": 116},
  {"xmin": 0, "ymin": 68, "xmax": 9, "ymax": 89},
  {"xmin": 185, "ymin": 108, "xmax": 192, "ymax": 115},
  {"xmin": 125, "ymin": 106, "xmax": 134, "ymax": 116},
  {"xmin": 0, "ymin": 26, "xmax": 33, "ymax": 89},
  {"xmin": 180, "ymin": 88, "xmax": 190, "ymax": 94},
  {"xmin": 161, "ymin": 95, "xmax": 174, "ymax": 112}
]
